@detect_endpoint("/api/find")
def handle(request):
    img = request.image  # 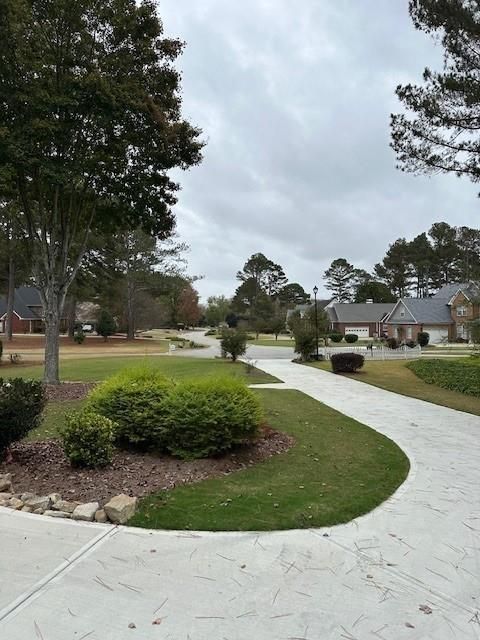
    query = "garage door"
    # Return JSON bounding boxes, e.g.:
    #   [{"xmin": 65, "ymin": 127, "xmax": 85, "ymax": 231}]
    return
[
  {"xmin": 345, "ymin": 326, "xmax": 370, "ymax": 338},
  {"xmin": 423, "ymin": 326, "xmax": 449, "ymax": 344}
]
